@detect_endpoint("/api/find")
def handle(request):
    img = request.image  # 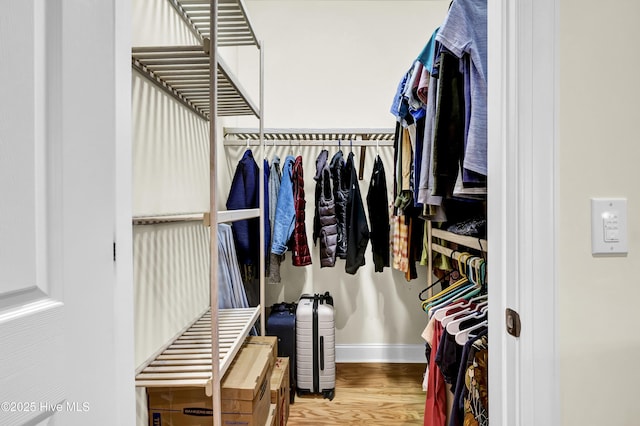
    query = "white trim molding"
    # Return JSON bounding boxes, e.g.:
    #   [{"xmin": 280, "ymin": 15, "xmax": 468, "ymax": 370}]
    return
[
  {"xmin": 488, "ymin": 0, "xmax": 559, "ymax": 425},
  {"xmin": 336, "ymin": 344, "xmax": 426, "ymax": 363}
]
